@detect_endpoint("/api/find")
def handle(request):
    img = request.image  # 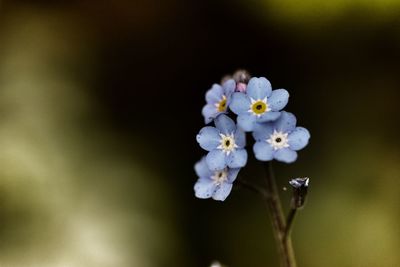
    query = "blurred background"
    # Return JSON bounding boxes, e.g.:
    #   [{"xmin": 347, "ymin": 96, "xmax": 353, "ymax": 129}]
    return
[{"xmin": 0, "ymin": 0, "xmax": 399, "ymax": 266}]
